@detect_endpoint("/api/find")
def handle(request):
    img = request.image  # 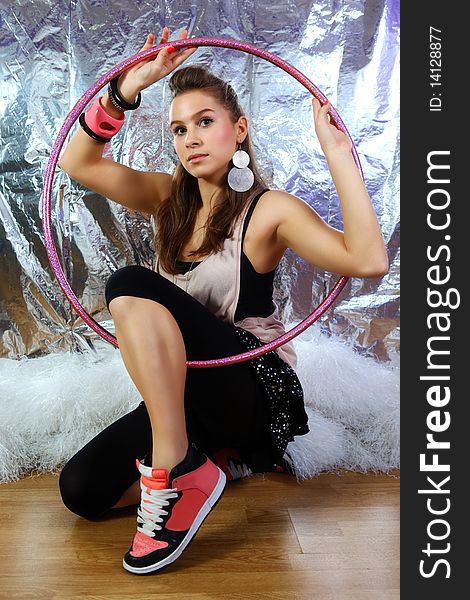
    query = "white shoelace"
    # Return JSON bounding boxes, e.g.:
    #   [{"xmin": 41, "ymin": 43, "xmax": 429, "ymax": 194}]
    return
[
  {"xmin": 226, "ymin": 458, "xmax": 252, "ymax": 479},
  {"xmin": 137, "ymin": 480, "xmax": 179, "ymax": 538}
]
